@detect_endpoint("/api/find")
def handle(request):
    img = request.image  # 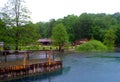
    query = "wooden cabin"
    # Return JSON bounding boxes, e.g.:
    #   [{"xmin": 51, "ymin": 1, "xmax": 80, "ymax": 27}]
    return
[{"xmin": 38, "ymin": 38, "xmax": 51, "ymax": 45}]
